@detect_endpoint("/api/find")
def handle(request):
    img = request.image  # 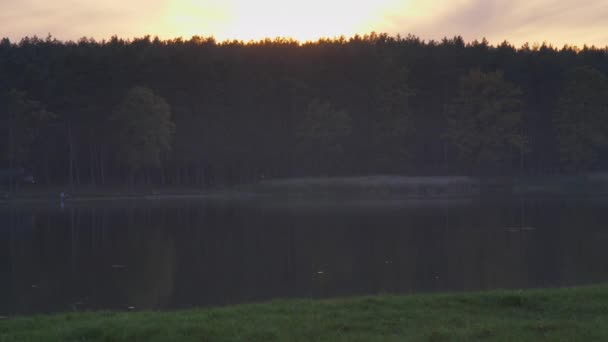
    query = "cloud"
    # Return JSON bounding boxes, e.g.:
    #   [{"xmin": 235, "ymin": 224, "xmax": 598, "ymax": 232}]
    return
[
  {"xmin": 382, "ymin": 0, "xmax": 608, "ymax": 46},
  {"xmin": 1, "ymin": 0, "xmax": 607, "ymax": 46},
  {"xmin": 0, "ymin": 0, "xmax": 169, "ymax": 41}
]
